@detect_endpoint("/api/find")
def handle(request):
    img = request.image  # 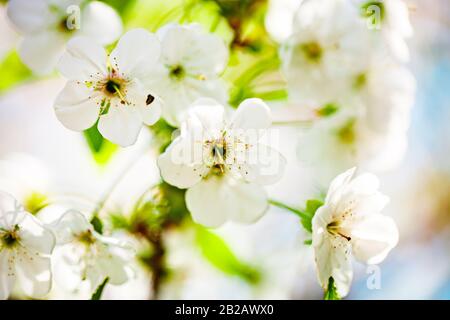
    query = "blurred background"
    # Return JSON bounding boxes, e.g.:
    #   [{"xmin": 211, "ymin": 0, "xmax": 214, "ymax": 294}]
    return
[{"xmin": 0, "ymin": 0, "xmax": 449, "ymax": 299}]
